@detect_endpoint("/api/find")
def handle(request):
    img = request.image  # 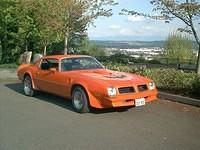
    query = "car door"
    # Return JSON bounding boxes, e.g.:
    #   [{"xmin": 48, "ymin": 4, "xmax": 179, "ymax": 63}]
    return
[
  {"xmin": 34, "ymin": 58, "xmax": 59, "ymax": 93},
  {"xmin": 34, "ymin": 58, "xmax": 70, "ymax": 98}
]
